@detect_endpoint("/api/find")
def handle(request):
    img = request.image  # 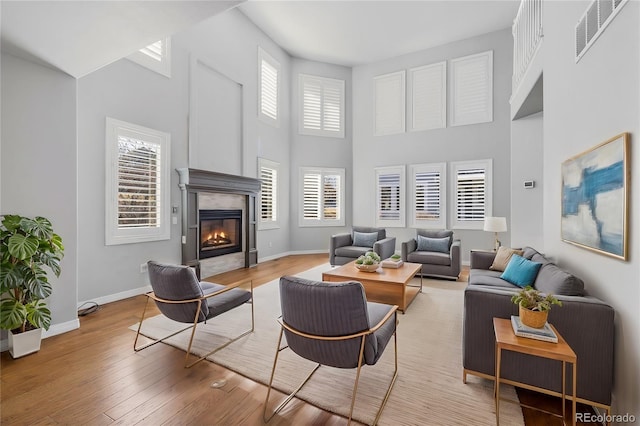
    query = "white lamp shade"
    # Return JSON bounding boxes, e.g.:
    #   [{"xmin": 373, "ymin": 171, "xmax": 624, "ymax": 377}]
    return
[{"xmin": 483, "ymin": 216, "xmax": 507, "ymax": 233}]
